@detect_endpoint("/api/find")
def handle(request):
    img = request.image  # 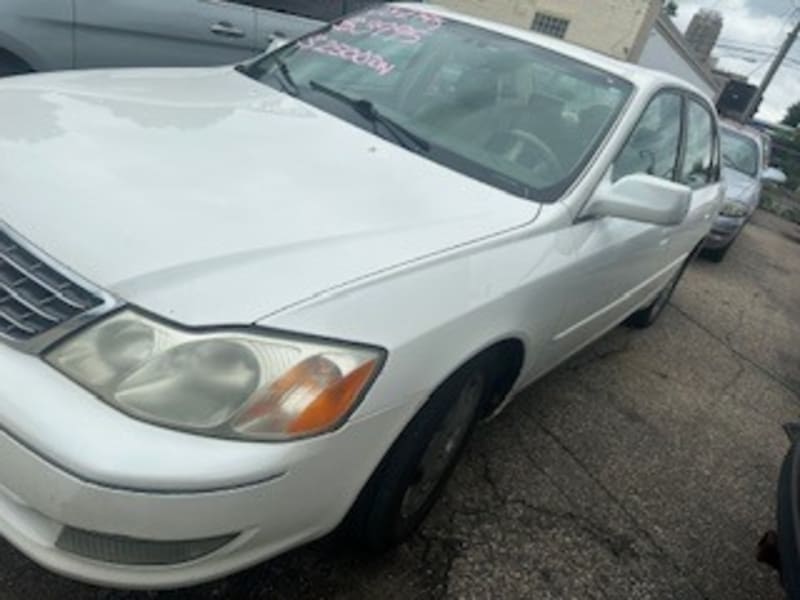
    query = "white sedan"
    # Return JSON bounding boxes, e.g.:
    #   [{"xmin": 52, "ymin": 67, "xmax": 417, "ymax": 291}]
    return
[{"xmin": 0, "ymin": 3, "xmax": 722, "ymax": 589}]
